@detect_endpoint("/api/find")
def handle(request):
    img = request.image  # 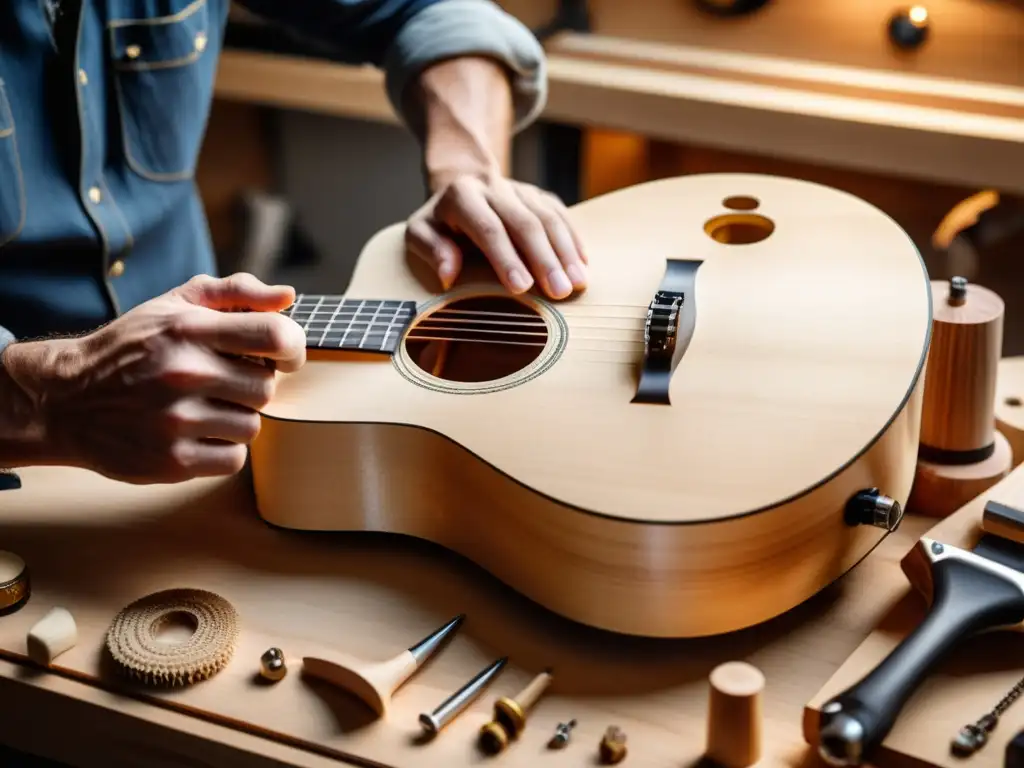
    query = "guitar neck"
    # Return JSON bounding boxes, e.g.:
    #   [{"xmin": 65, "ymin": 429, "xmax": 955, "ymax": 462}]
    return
[{"xmin": 283, "ymin": 295, "xmax": 418, "ymax": 354}]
